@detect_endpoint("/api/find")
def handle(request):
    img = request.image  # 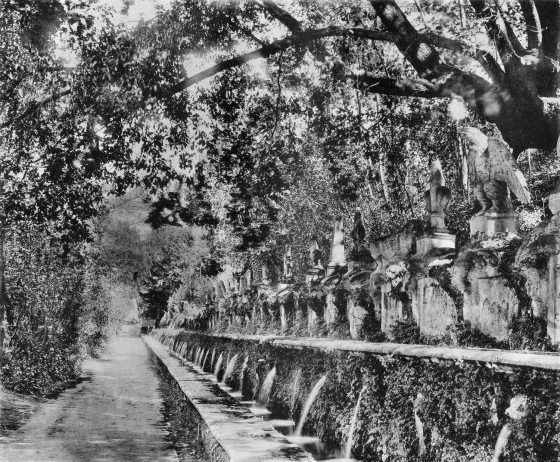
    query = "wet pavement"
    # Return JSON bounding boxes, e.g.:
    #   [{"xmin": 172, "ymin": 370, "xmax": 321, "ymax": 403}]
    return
[{"xmin": 0, "ymin": 324, "xmax": 204, "ymax": 462}]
